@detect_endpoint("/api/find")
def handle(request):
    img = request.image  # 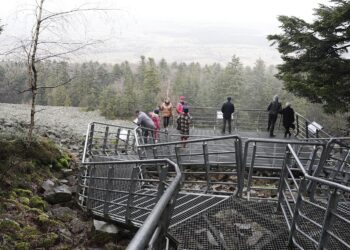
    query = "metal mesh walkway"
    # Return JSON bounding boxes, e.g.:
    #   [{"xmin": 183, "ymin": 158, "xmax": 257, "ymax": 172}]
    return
[
  {"xmin": 88, "ymin": 187, "xmax": 229, "ymax": 227},
  {"xmin": 80, "ymin": 122, "xmax": 350, "ymax": 249},
  {"xmin": 170, "ymin": 197, "xmax": 290, "ymax": 250}
]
